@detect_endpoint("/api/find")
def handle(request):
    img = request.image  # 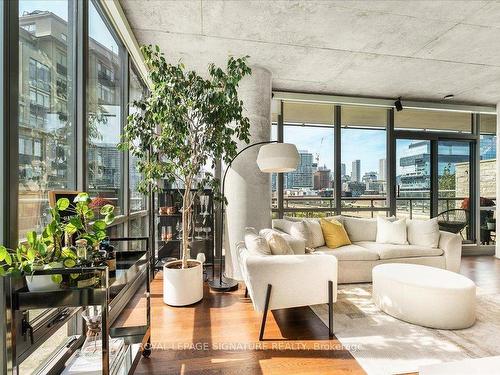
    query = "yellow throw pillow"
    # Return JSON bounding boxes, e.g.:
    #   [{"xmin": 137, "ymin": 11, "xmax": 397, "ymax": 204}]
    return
[{"xmin": 320, "ymin": 218, "xmax": 351, "ymax": 249}]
